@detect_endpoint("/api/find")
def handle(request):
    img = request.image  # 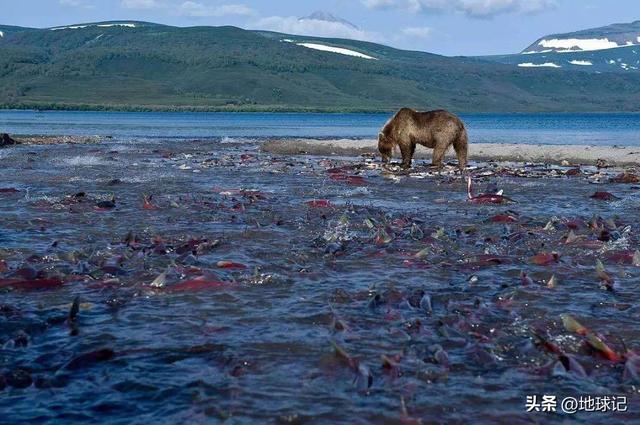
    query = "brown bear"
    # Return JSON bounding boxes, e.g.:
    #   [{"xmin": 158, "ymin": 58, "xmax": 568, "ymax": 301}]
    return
[{"xmin": 378, "ymin": 108, "xmax": 468, "ymax": 169}]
